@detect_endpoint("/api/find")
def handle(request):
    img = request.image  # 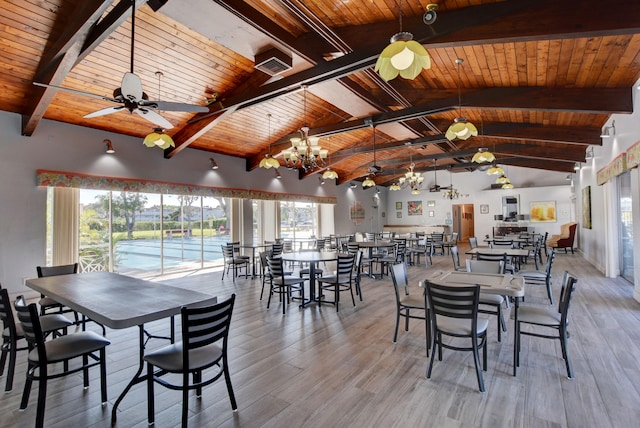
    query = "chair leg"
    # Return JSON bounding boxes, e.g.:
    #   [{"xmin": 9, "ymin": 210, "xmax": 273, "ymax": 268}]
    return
[
  {"xmin": 100, "ymin": 348, "xmax": 108, "ymax": 404},
  {"xmin": 496, "ymin": 306, "xmax": 502, "ymax": 343},
  {"xmin": 560, "ymin": 328, "xmax": 574, "ymax": 379},
  {"xmin": 546, "ymin": 278, "xmax": 554, "ymax": 305},
  {"xmin": 147, "ymin": 363, "xmax": 155, "ymax": 425},
  {"xmin": 0, "ymin": 341, "xmax": 7, "ymax": 377},
  {"xmin": 426, "ymin": 332, "xmax": 438, "ymax": 379},
  {"xmin": 393, "ymin": 310, "xmax": 401, "ymax": 343},
  {"xmin": 20, "ymin": 364, "xmax": 34, "ymax": 410},
  {"xmin": 35, "ymin": 367, "xmax": 47, "ymax": 428},
  {"xmin": 3, "ymin": 341, "xmax": 16, "ymax": 392},
  {"xmin": 472, "ymin": 336, "xmax": 485, "ymax": 392},
  {"xmin": 223, "ymin": 359, "xmax": 238, "ymax": 411},
  {"xmin": 182, "ymin": 373, "xmax": 189, "ymax": 427}
]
